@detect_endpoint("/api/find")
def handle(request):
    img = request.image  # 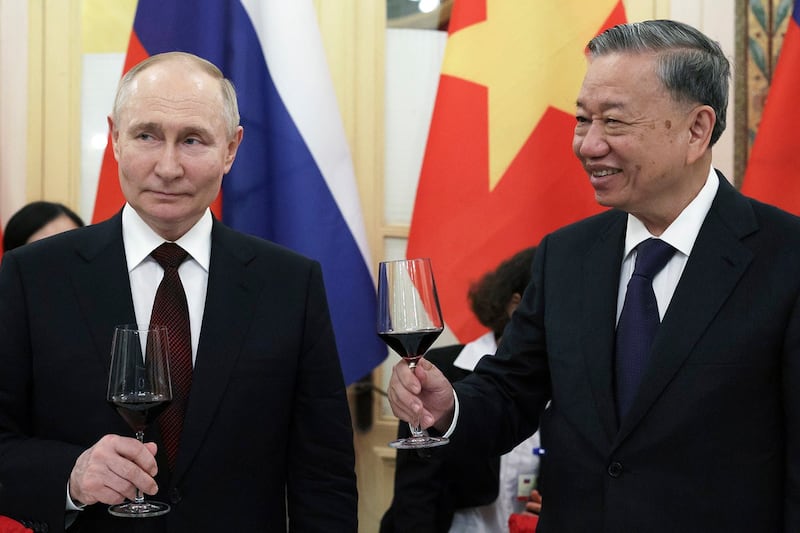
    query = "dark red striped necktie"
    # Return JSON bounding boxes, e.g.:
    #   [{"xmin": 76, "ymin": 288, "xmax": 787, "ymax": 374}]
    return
[{"xmin": 150, "ymin": 242, "xmax": 192, "ymax": 470}]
